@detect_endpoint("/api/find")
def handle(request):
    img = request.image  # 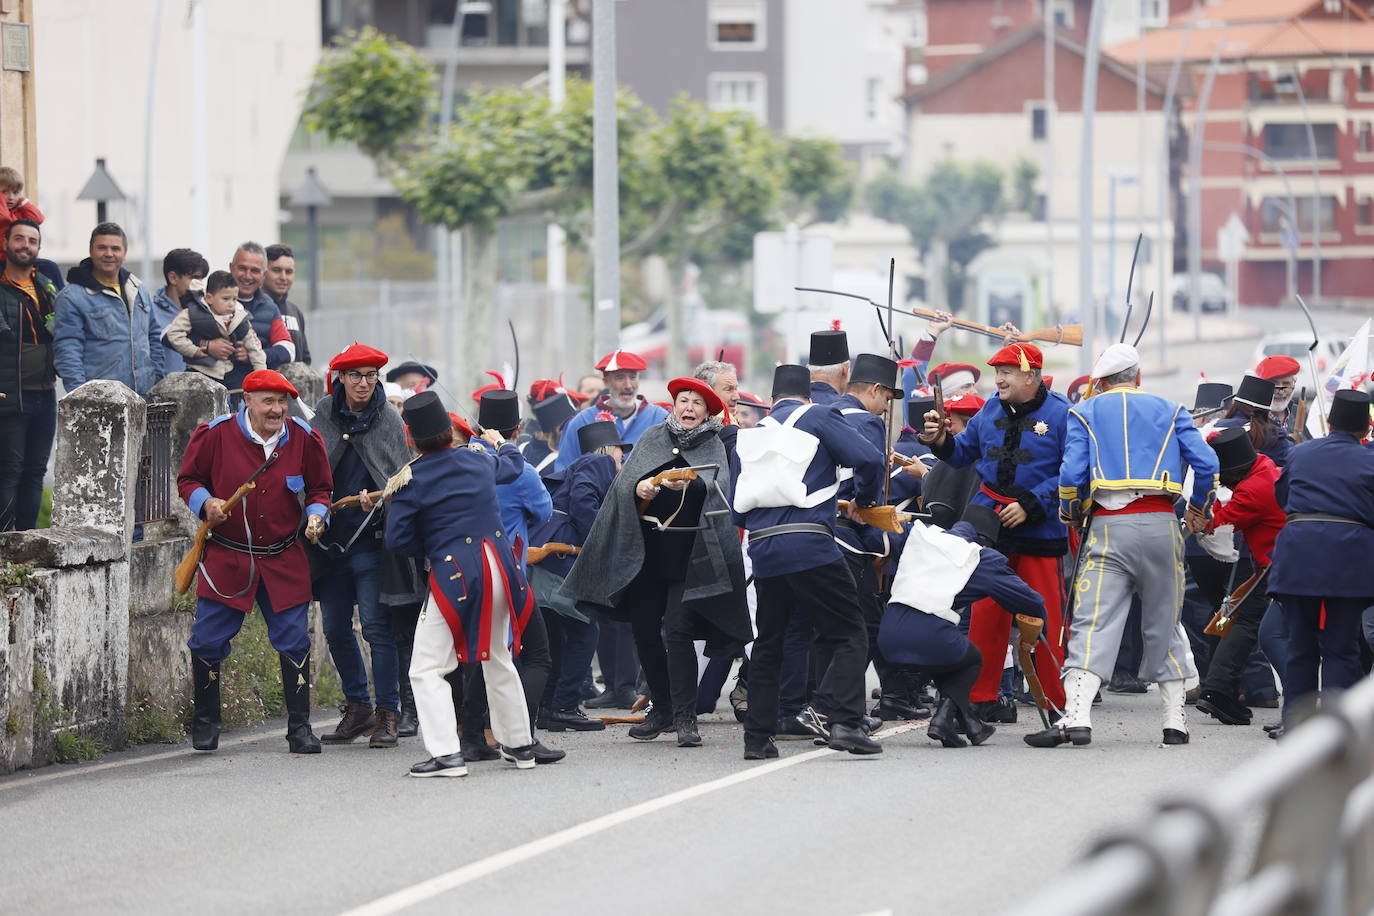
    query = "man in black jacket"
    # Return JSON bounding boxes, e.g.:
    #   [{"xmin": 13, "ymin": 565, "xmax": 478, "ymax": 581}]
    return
[
  {"xmin": 263, "ymin": 243, "xmax": 311, "ymax": 366},
  {"xmin": 0, "ymin": 219, "xmax": 58, "ymax": 531}
]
